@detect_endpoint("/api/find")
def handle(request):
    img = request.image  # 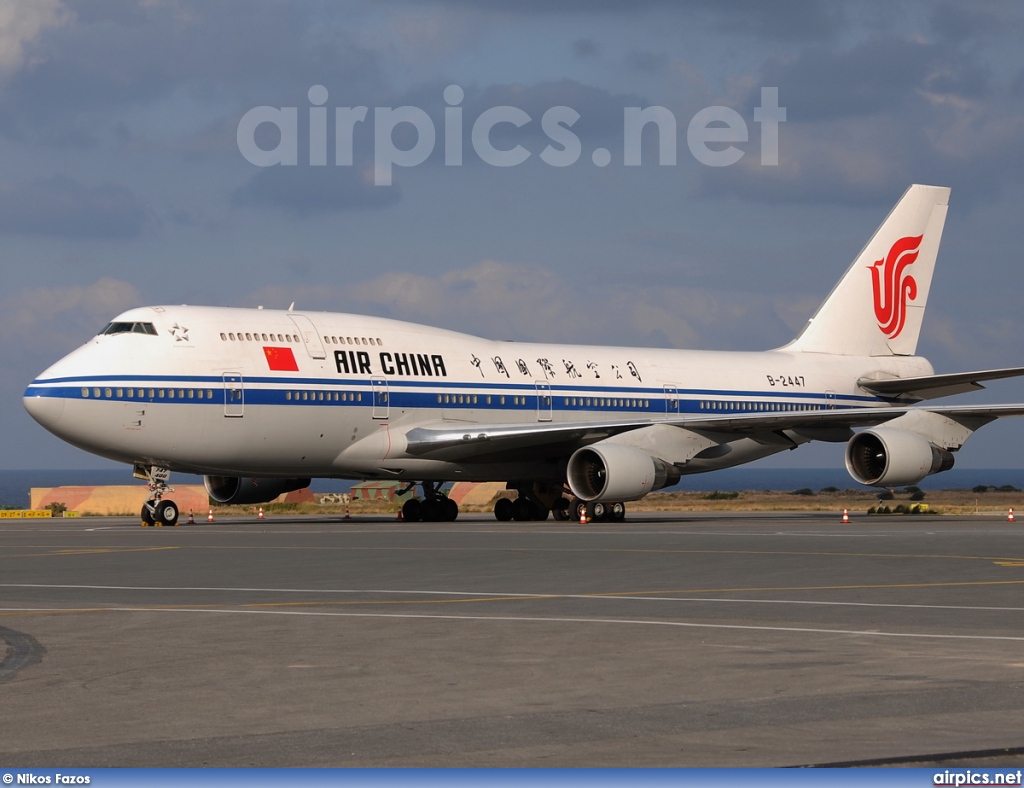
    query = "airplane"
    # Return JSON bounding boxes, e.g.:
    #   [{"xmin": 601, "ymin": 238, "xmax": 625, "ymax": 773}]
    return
[{"xmin": 23, "ymin": 184, "xmax": 1024, "ymax": 527}]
